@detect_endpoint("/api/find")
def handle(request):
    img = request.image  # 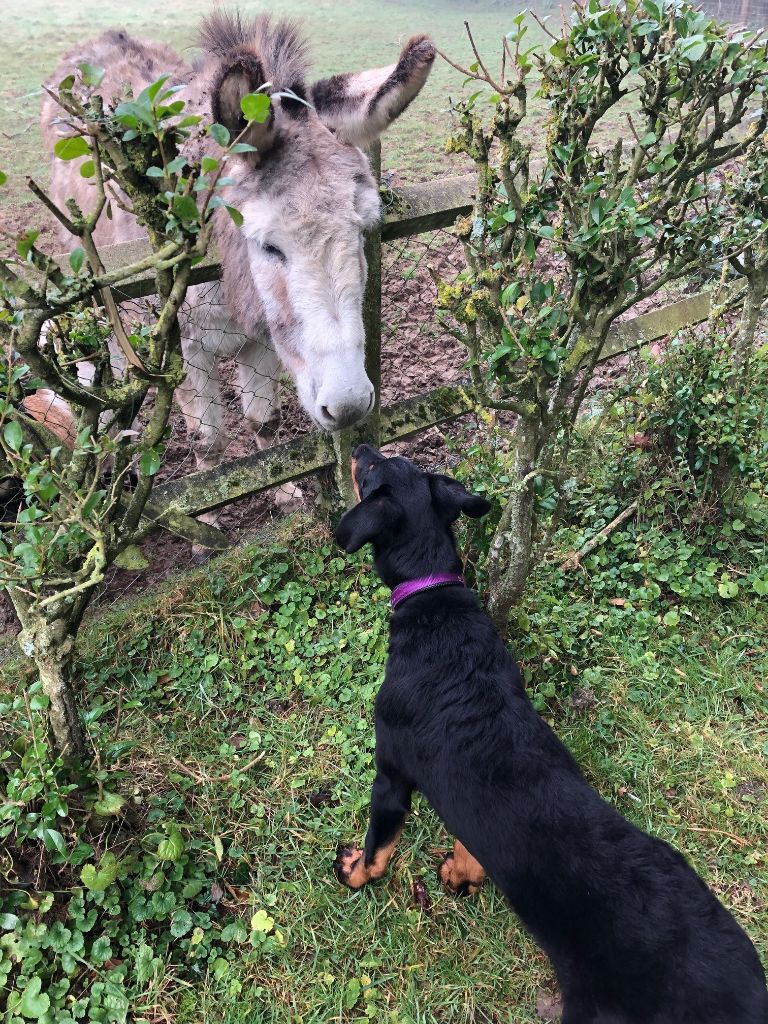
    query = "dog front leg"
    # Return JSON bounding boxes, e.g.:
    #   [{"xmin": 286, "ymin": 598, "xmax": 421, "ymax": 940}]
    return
[{"xmin": 334, "ymin": 769, "xmax": 412, "ymax": 890}]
